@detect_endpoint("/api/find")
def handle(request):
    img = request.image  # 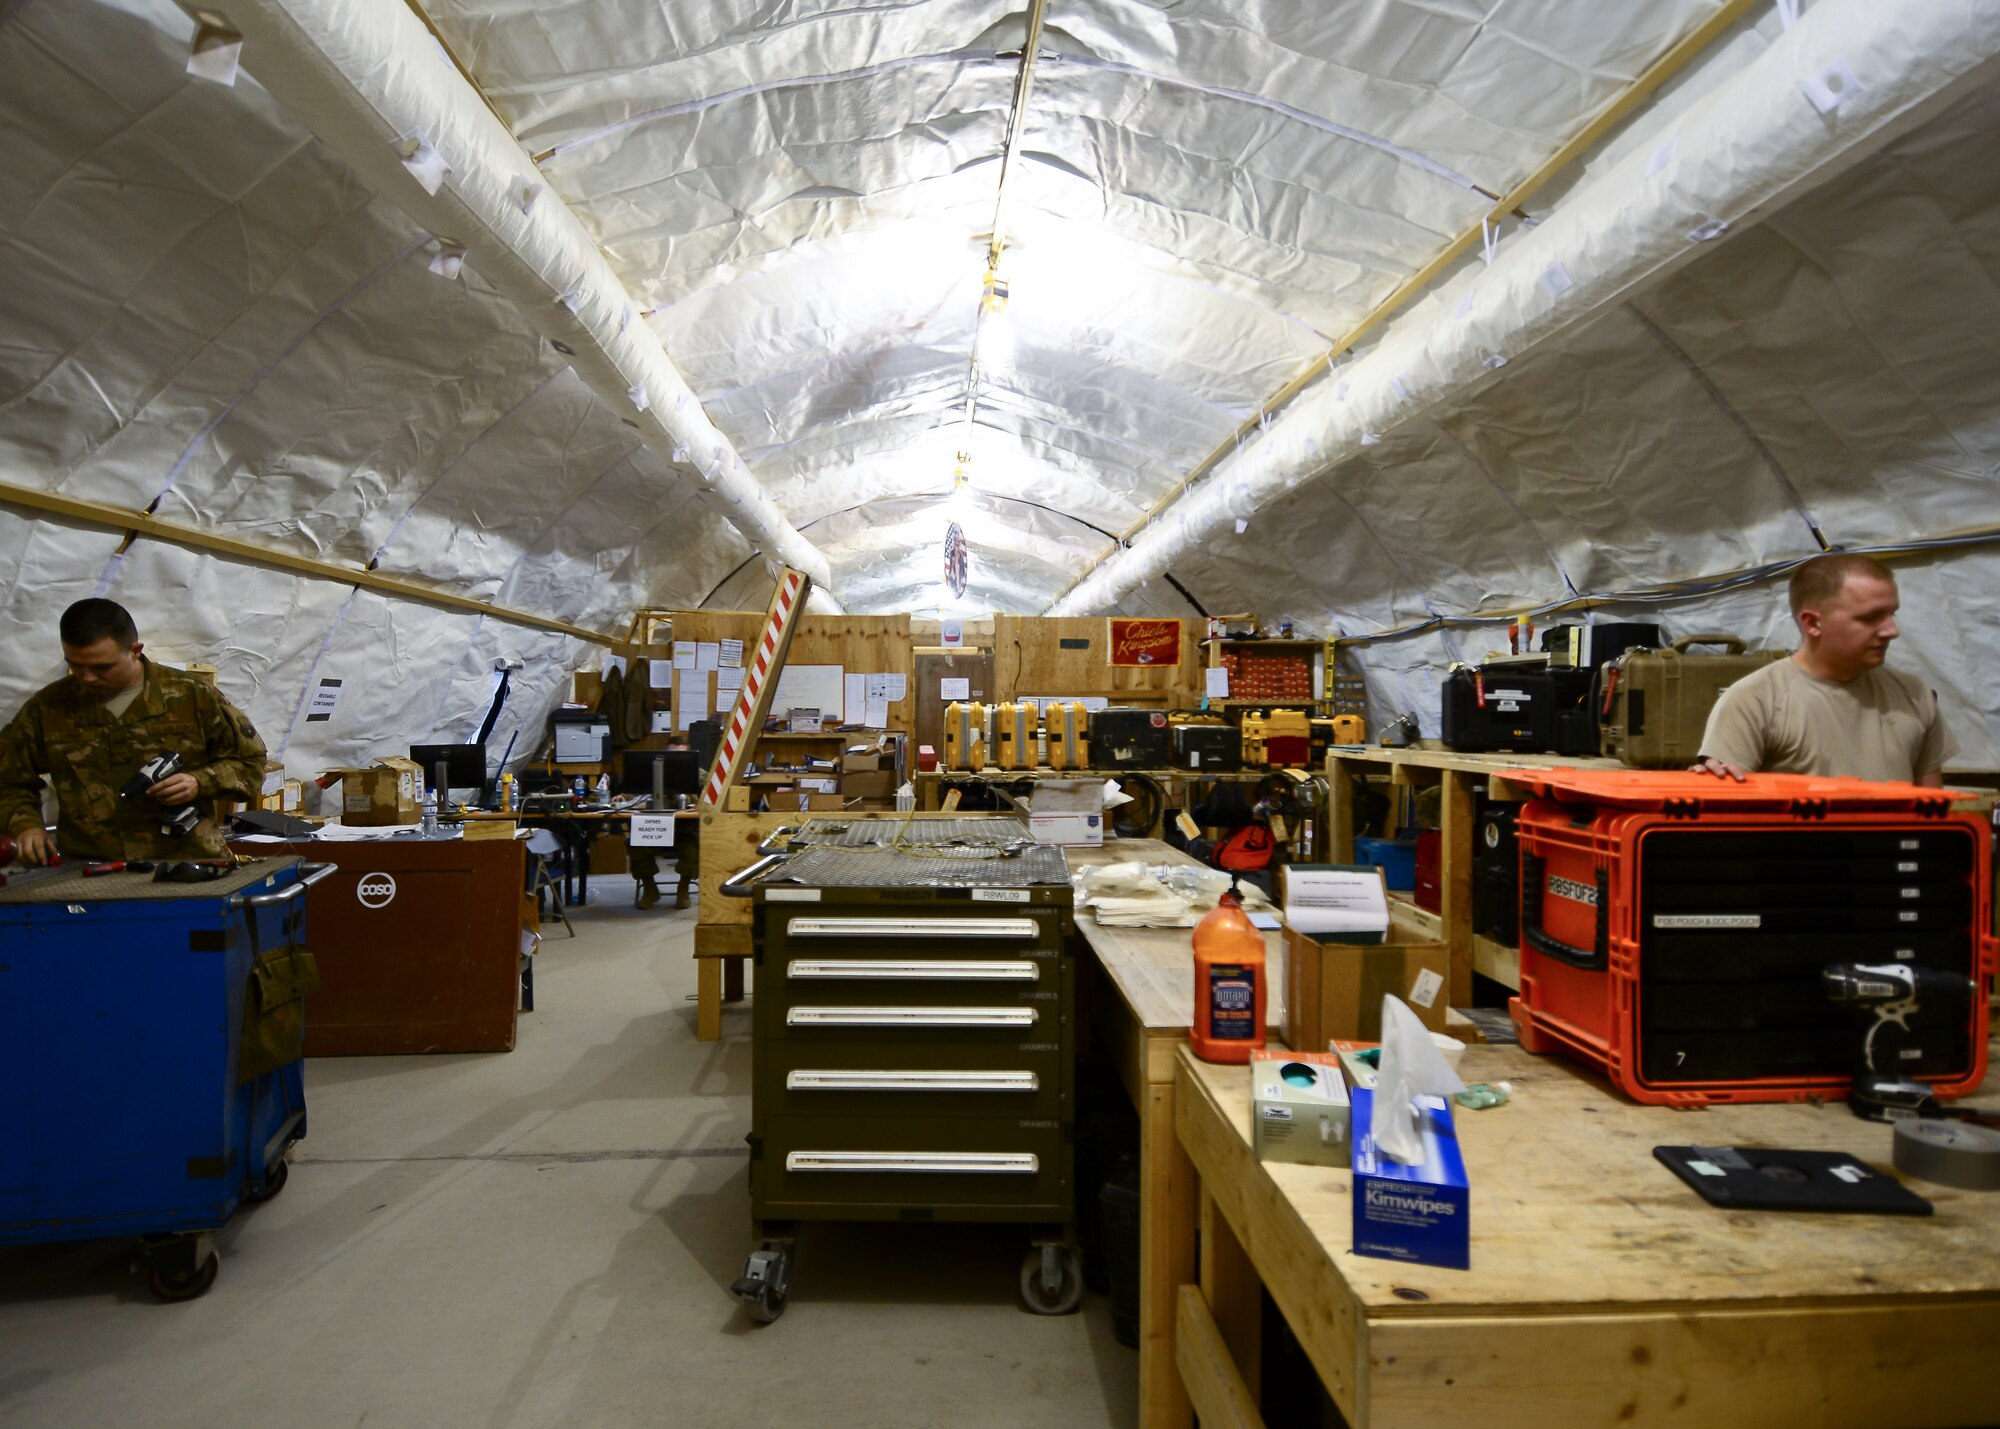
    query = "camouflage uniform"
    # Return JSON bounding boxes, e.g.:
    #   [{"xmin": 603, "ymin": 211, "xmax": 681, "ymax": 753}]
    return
[
  {"xmin": 628, "ymin": 834, "xmax": 698, "ymax": 894},
  {"xmin": 0, "ymin": 658, "xmax": 267, "ymax": 861}
]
